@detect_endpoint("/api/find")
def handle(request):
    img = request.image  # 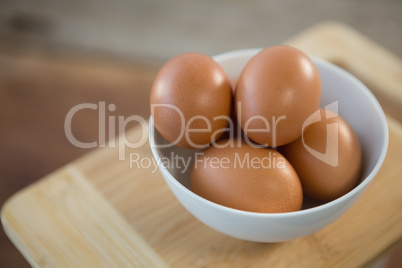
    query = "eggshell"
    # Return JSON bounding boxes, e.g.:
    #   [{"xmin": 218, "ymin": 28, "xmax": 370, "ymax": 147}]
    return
[
  {"xmin": 280, "ymin": 109, "xmax": 362, "ymax": 201},
  {"xmin": 235, "ymin": 45, "xmax": 321, "ymax": 146},
  {"xmin": 191, "ymin": 140, "xmax": 303, "ymax": 213},
  {"xmin": 150, "ymin": 53, "xmax": 232, "ymax": 148},
  {"xmin": 230, "ymin": 77, "xmax": 238, "ymax": 94}
]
